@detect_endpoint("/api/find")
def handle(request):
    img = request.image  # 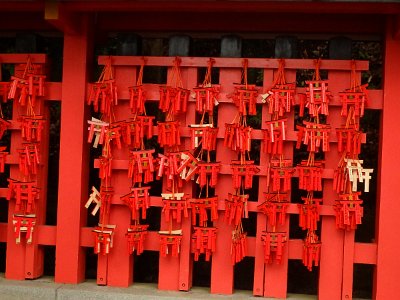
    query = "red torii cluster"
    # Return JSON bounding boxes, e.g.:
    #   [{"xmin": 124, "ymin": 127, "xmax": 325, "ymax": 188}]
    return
[
  {"xmin": 188, "ymin": 124, "xmax": 218, "ymax": 151},
  {"xmin": 296, "ymin": 160, "xmax": 324, "ymax": 192},
  {"xmin": 159, "ymin": 86, "xmax": 189, "ymax": 115},
  {"xmin": 230, "ymin": 83, "xmax": 259, "ymax": 116},
  {"xmin": 299, "ymin": 80, "xmax": 331, "ymax": 117},
  {"xmin": 262, "ymin": 119, "xmax": 287, "ymax": 155},
  {"xmin": 264, "ymin": 83, "xmax": 296, "ymax": 117},
  {"xmin": 303, "ymin": 231, "xmax": 321, "ymax": 271},
  {"xmin": 20, "ymin": 116, "xmax": 45, "ymax": 142},
  {"xmin": 190, "ymin": 196, "xmax": 219, "ymax": 231},
  {"xmin": 298, "ymin": 197, "xmax": 322, "ymax": 232},
  {"xmin": 3, "ymin": 58, "xmax": 47, "ymax": 245},
  {"xmin": 120, "ymin": 187, "xmax": 151, "ymax": 221},
  {"xmin": 224, "ymin": 123, "xmax": 252, "ymax": 153},
  {"xmin": 193, "ymin": 85, "xmax": 220, "ymax": 114},
  {"xmin": 128, "ymin": 149, "xmax": 155, "ymax": 184},
  {"xmin": 128, "ymin": 59, "xmax": 147, "ymax": 115},
  {"xmin": 191, "ymin": 227, "xmax": 217, "ymax": 261},
  {"xmin": 332, "ymin": 64, "xmax": 372, "ymax": 232},
  {"xmin": 120, "ymin": 116, "xmax": 154, "ymax": 148},
  {"xmin": 86, "ymin": 58, "xmax": 160, "ymax": 257},
  {"xmin": 225, "ymin": 194, "xmax": 249, "ymax": 226},
  {"xmin": 8, "ymin": 70, "xmax": 45, "ymax": 107},
  {"xmin": 258, "ymin": 59, "xmax": 295, "ymax": 265},
  {"xmin": 231, "ymin": 160, "xmax": 260, "ymax": 190},
  {"xmin": 126, "ymin": 224, "xmax": 149, "ymax": 255},
  {"xmin": 159, "ymin": 231, "xmax": 183, "ymax": 257},
  {"xmin": 296, "ymin": 121, "xmax": 331, "ymax": 153},
  {"xmin": 339, "ymin": 84, "xmax": 368, "ymax": 119},
  {"xmin": 161, "ymin": 192, "xmax": 189, "ymax": 223},
  {"xmin": 336, "ymin": 127, "xmax": 362, "ymax": 155},
  {"xmin": 87, "ymin": 58, "xmax": 117, "ymax": 118},
  {"xmin": 157, "ymin": 121, "xmax": 181, "ymax": 147},
  {"xmin": 261, "ymin": 232, "xmax": 287, "ymax": 264},
  {"xmin": 267, "ymin": 159, "xmax": 295, "ymax": 193},
  {"xmin": 258, "ymin": 193, "xmax": 290, "ymax": 227},
  {"xmin": 17, "ymin": 143, "xmax": 40, "ymax": 176},
  {"xmin": 334, "ymin": 192, "xmax": 363, "ymax": 230}
]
